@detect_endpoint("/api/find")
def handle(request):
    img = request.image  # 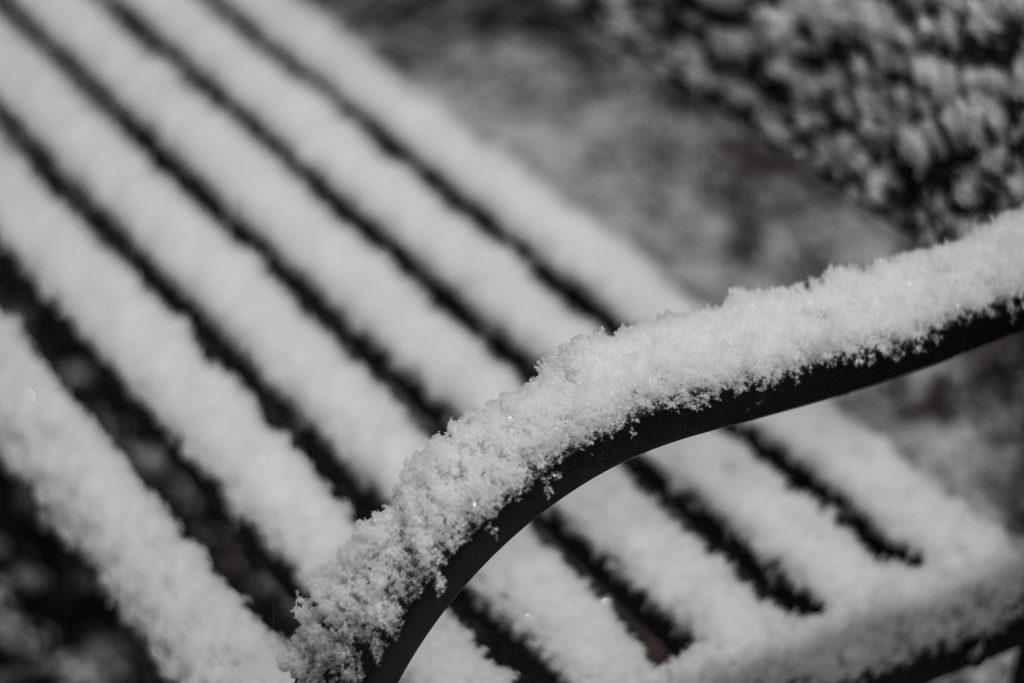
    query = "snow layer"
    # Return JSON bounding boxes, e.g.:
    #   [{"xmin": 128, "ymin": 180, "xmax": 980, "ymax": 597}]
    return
[
  {"xmin": 0, "ymin": 5, "xmax": 424, "ymax": 495},
  {"xmin": 213, "ymin": 0, "xmax": 698, "ymax": 326},
  {"xmin": 0, "ymin": 20, "xmax": 514, "ymax": 683},
  {"xmin": 115, "ymin": 0, "xmax": 598, "ymax": 360},
  {"xmin": 0, "ymin": 127, "xmax": 352, "ymax": 581},
  {"xmin": 21, "ymin": 0, "xmax": 521, "ymax": 413},
  {"xmin": 0, "ymin": 9, "xmax": 663, "ymax": 681},
  {"xmin": 0, "ymin": 313, "xmax": 289, "ymax": 683},
  {"xmin": 284, "ymin": 216, "xmax": 1024, "ymax": 681}
]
